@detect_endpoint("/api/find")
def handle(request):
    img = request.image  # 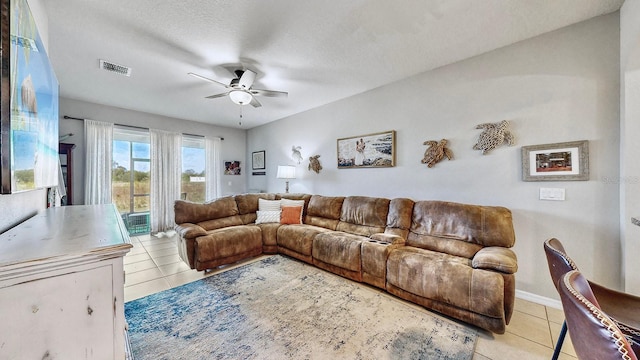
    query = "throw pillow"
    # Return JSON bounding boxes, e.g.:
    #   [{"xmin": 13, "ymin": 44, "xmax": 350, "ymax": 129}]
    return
[
  {"xmin": 280, "ymin": 198, "xmax": 305, "ymax": 208},
  {"xmin": 256, "ymin": 210, "xmax": 282, "ymax": 224},
  {"xmin": 280, "ymin": 206, "xmax": 303, "ymax": 225},
  {"xmin": 258, "ymin": 198, "xmax": 281, "ymax": 211}
]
